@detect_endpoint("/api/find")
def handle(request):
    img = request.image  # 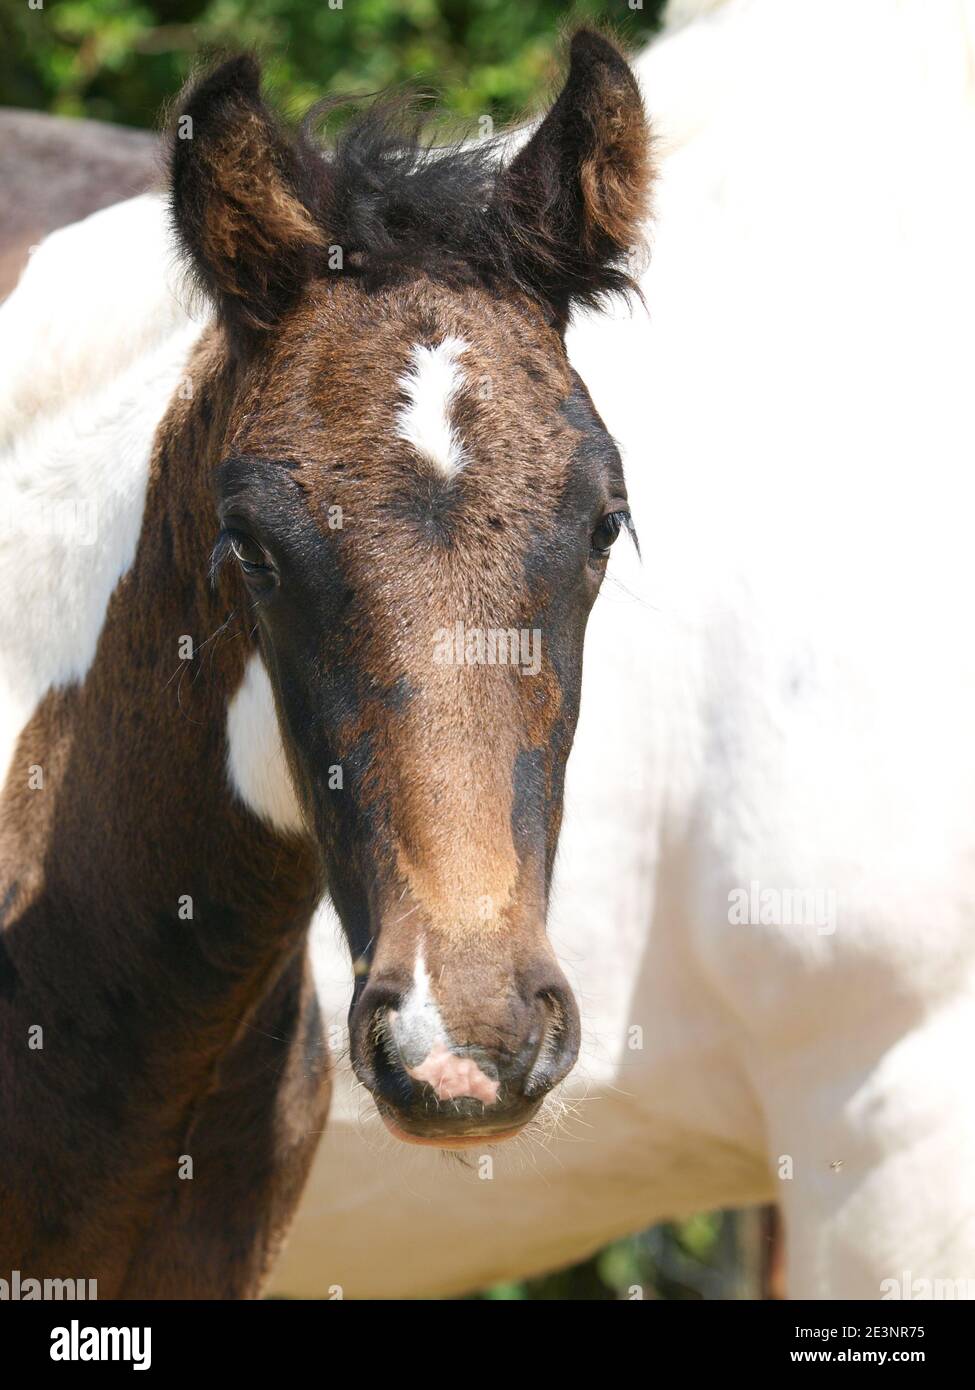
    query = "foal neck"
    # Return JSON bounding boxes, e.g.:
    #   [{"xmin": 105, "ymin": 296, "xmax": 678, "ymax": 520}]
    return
[{"xmin": 0, "ymin": 324, "xmax": 326, "ymax": 1285}]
